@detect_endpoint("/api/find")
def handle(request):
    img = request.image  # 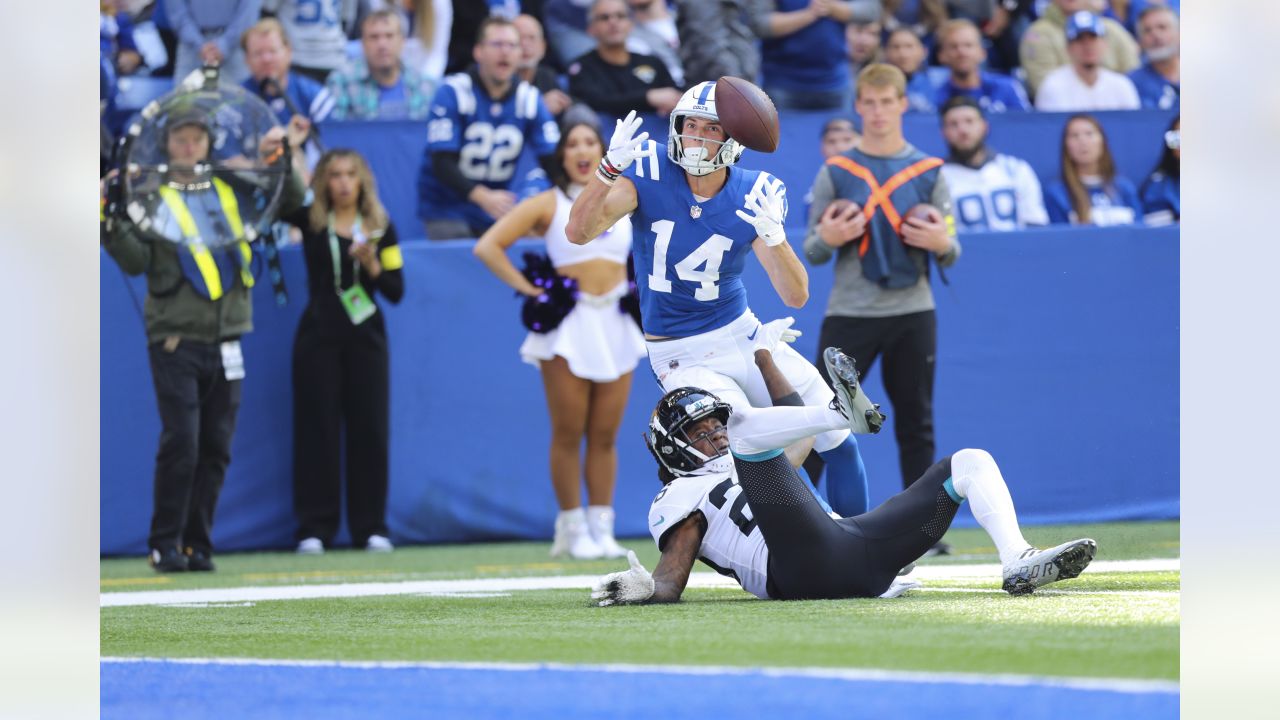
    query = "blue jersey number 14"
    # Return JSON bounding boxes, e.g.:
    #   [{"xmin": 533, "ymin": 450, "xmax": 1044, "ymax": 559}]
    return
[{"xmin": 647, "ymin": 220, "xmax": 733, "ymax": 301}]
